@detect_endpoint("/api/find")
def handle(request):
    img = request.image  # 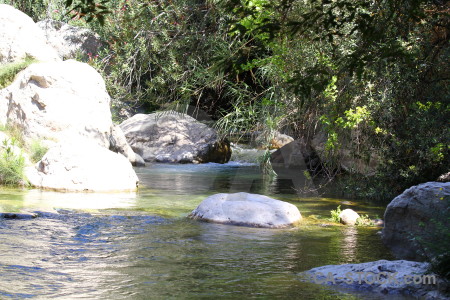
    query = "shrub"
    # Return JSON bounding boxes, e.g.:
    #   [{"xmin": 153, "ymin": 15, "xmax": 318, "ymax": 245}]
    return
[{"xmin": 329, "ymin": 205, "xmax": 342, "ymax": 223}]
